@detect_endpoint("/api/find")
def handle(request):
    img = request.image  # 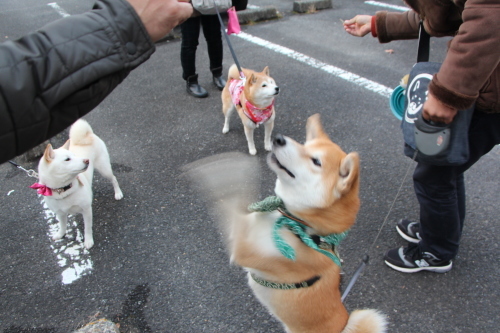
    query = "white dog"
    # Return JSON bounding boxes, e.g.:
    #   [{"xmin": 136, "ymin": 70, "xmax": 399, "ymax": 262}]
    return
[{"xmin": 32, "ymin": 119, "xmax": 123, "ymax": 249}]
